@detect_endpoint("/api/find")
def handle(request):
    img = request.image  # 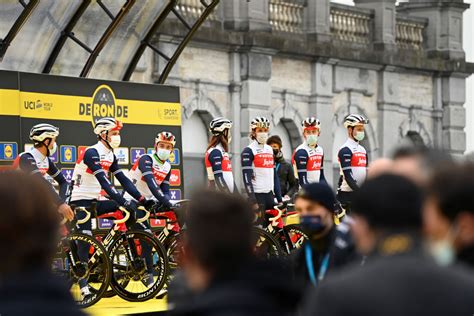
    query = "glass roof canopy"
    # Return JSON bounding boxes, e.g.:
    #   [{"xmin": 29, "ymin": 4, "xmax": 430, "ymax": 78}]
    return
[{"xmin": 0, "ymin": 0, "xmax": 219, "ymax": 83}]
